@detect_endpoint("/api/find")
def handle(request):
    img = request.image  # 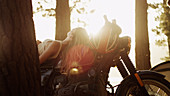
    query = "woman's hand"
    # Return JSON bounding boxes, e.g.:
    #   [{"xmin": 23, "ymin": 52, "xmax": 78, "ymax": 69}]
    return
[{"xmin": 62, "ymin": 31, "xmax": 74, "ymax": 45}]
